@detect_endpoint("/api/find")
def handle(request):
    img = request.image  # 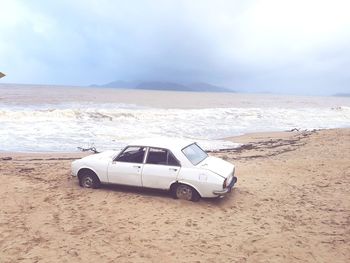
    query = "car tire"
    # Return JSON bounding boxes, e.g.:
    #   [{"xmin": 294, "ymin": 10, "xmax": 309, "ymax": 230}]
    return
[
  {"xmin": 79, "ymin": 171, "xmax": 100, "ymax": 189},
  {"xmin": 173, "ymin": 184, "xmax": 200, "ymax": 202}
]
